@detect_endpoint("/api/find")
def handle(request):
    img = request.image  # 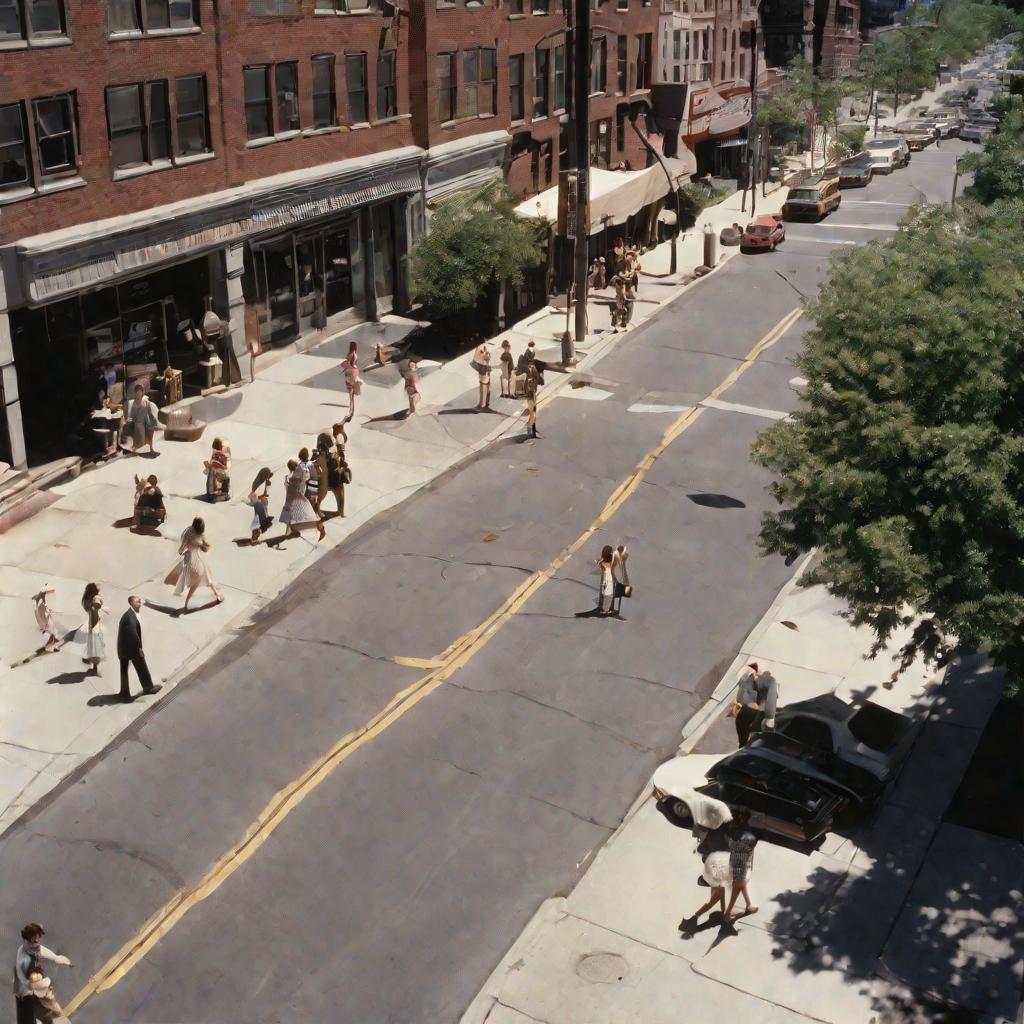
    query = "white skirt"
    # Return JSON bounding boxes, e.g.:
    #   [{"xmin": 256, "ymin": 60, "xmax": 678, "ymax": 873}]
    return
[{"xmin": 85, "ymin": 625, "xmax": 106, "ymax": 661}]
